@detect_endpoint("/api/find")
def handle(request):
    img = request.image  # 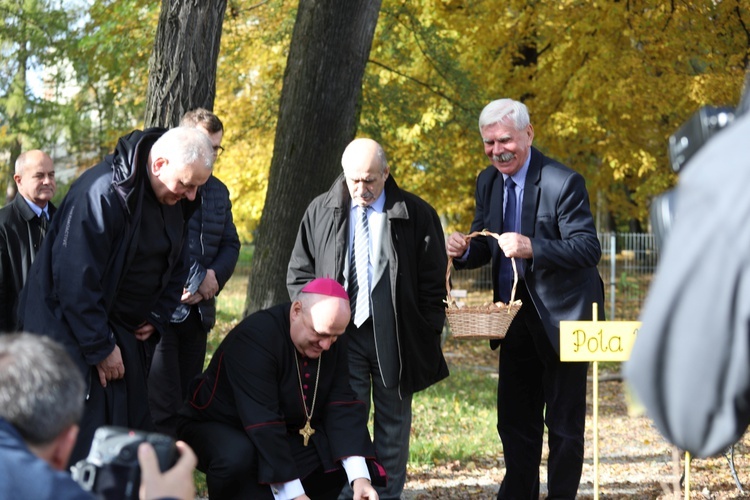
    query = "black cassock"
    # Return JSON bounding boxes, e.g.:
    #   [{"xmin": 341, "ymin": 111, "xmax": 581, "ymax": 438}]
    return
[{"xmin": 178, "ymin": 303, "xmax": 378, "ymax": 487}]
